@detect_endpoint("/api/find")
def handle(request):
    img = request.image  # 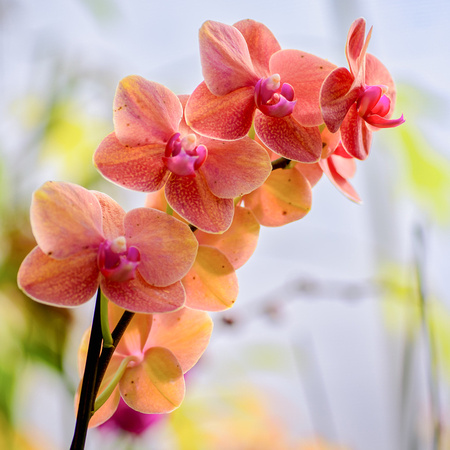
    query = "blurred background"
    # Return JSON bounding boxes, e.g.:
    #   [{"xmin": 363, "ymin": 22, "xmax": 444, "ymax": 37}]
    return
[{"xmin": 1, "ymin": 0, "xmax": 449, "ymax": 449}]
